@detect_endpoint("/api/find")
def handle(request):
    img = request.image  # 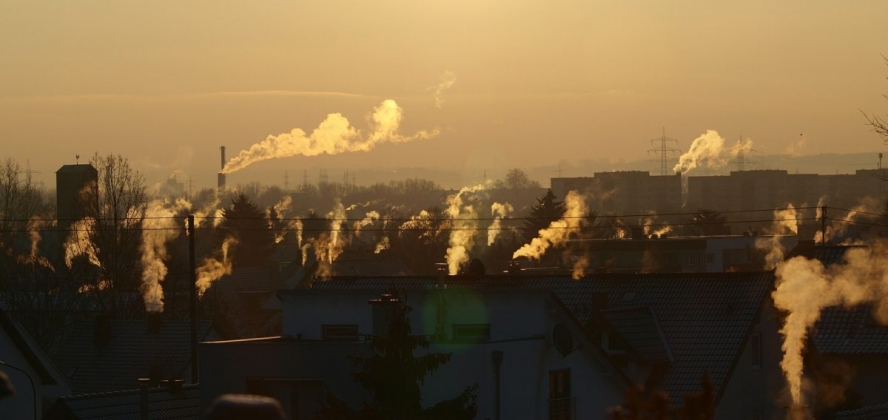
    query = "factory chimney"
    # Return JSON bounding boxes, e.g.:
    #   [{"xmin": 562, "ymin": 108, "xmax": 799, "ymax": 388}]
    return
[{"xmin": 218, "ymin": 146, "xmax": 226, "ymax": 191}]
